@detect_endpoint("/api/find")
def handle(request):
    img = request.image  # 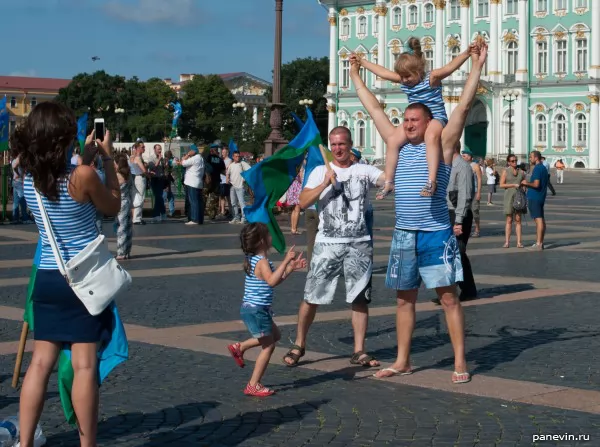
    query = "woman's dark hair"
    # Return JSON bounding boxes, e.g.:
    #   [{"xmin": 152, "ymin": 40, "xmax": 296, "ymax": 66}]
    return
[
  {"xmin": 240, "ymin": 223, "xmax": 270, "ymax": 275},
  {"xmin": 115, "ymin": 153, "xmax": 131, "ymax": 181},
  {"xmin": 164, "ymin": 150, "xmax": 173, "ymax": 159},
  {"xmin": 81, "ymin": 143, "xmax": 99, "ymax": 166},
  {"xmin": 506, "ymin": 154, "xmax": 517, "ymax": 163},
  {"xmin": 10, "ymin": 101, "xmax": 77, "ymax": 201}
]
